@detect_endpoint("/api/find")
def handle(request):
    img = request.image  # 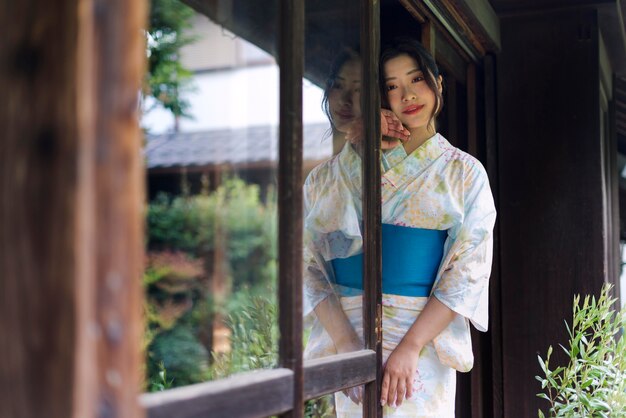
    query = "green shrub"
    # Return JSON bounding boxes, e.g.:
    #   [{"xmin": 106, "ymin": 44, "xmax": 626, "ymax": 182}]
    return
[
  {"xmin": 208, "ymin": 291, "xmax": 278, "ymax": 379},
  {"xmin": 208, "ymin": 291, "xmax": 334, "ymax": 417},
  {"xmin": 536, "ymin": 284, "xmax": 626, "ymax": 417},
  {"xmin": 146, "ymin": 178, "xmax": 276, "ymax": 290},
  {"xmin": 143, "ymin": 177, "xmax": 282, "ymax": 394},
  {"xmin": 147, "ymin": 325, "xmax": 210, "ymax": 387}
]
